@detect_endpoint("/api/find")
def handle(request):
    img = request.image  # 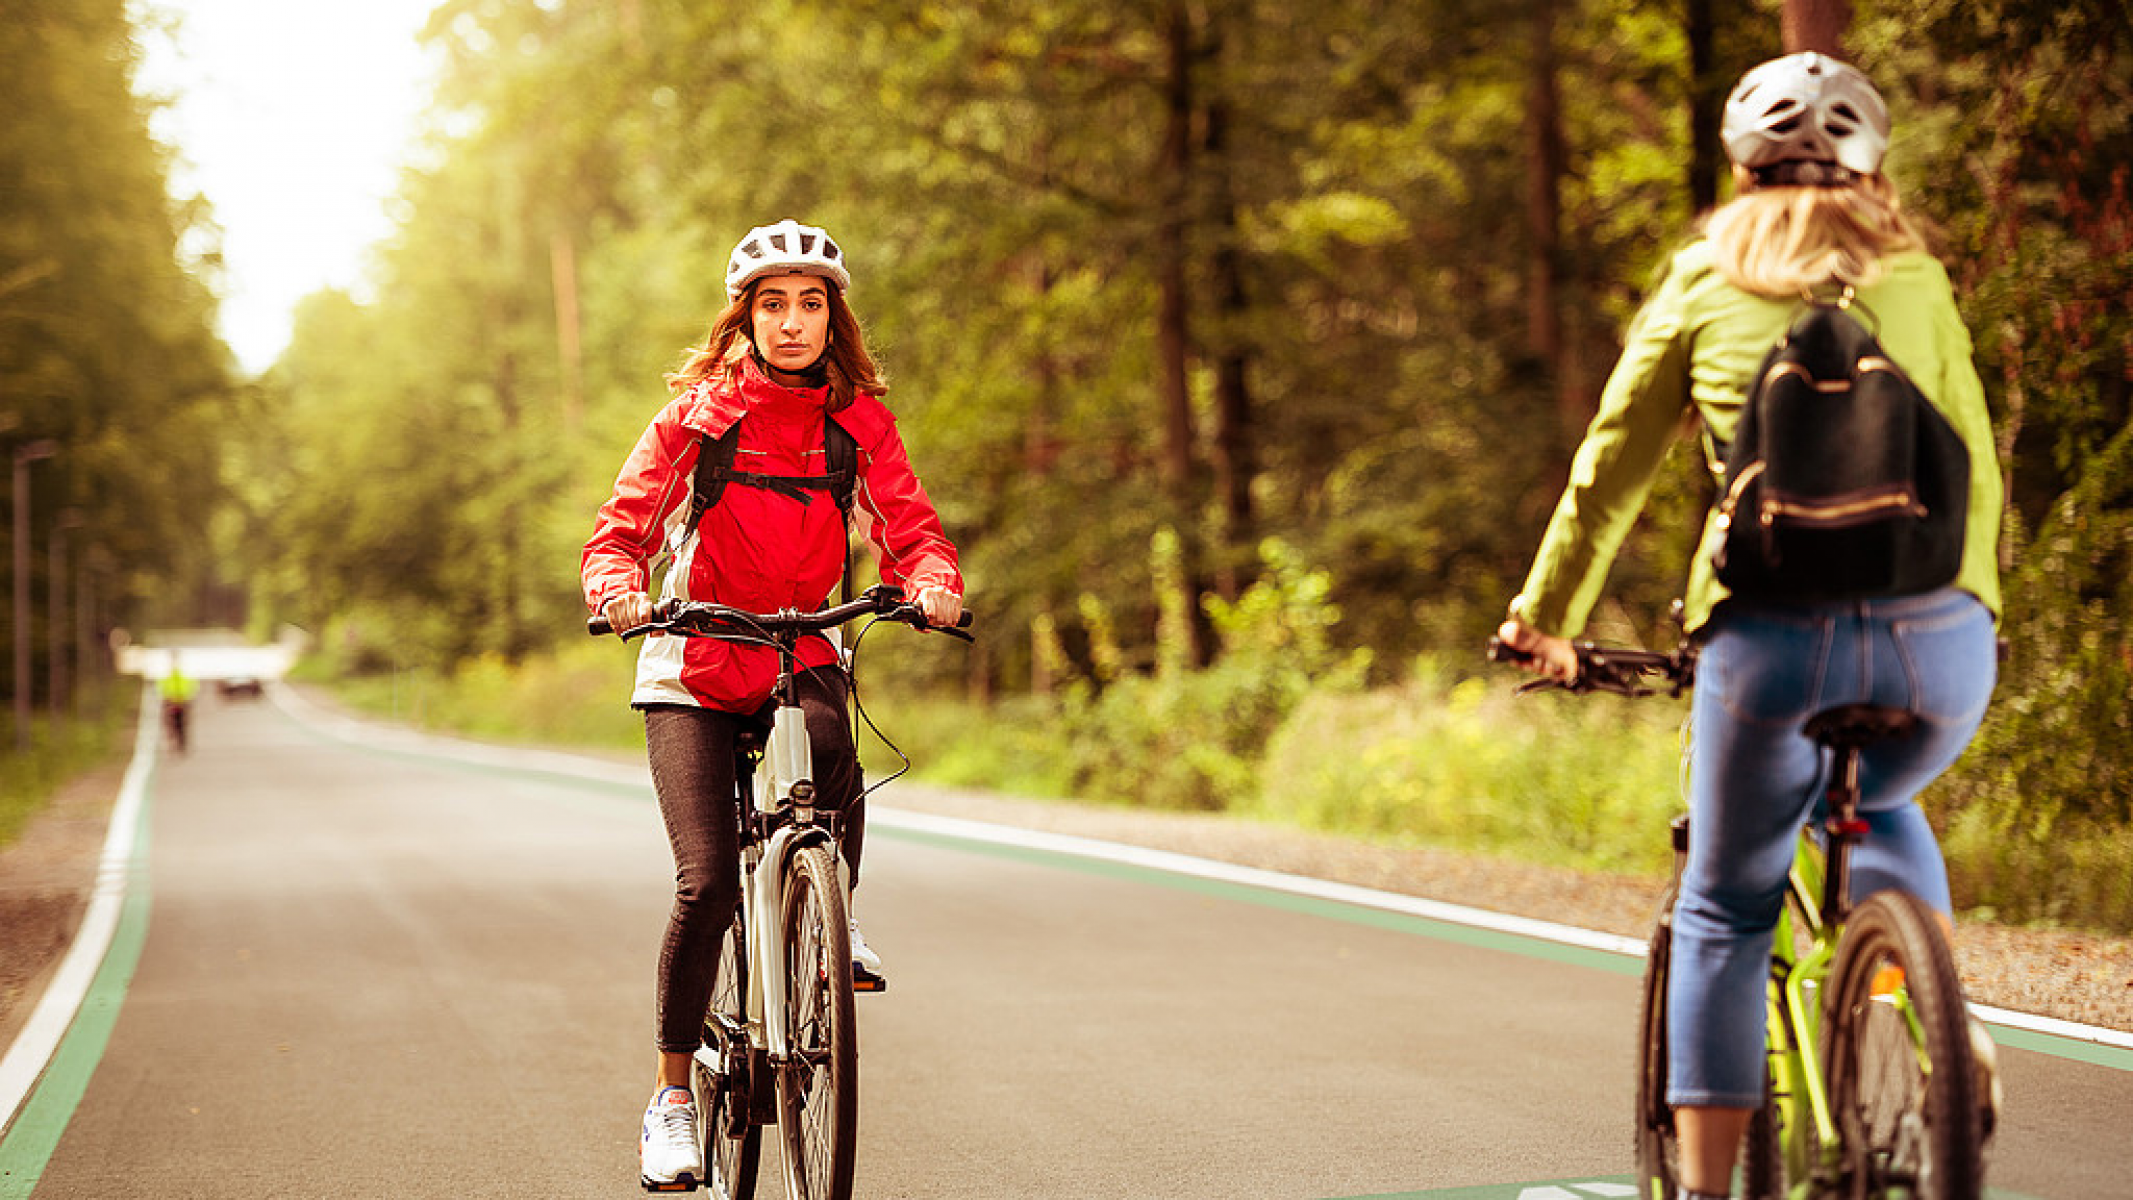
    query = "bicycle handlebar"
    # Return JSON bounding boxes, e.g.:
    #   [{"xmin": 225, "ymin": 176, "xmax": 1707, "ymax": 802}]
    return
[
  {"xmin": 588, "ymin": 585, "xmax": 975, "ymax": 643},
  {"xmin": 1485, "ymin": 636, "xmax": 1694, "ymax": 698}
]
